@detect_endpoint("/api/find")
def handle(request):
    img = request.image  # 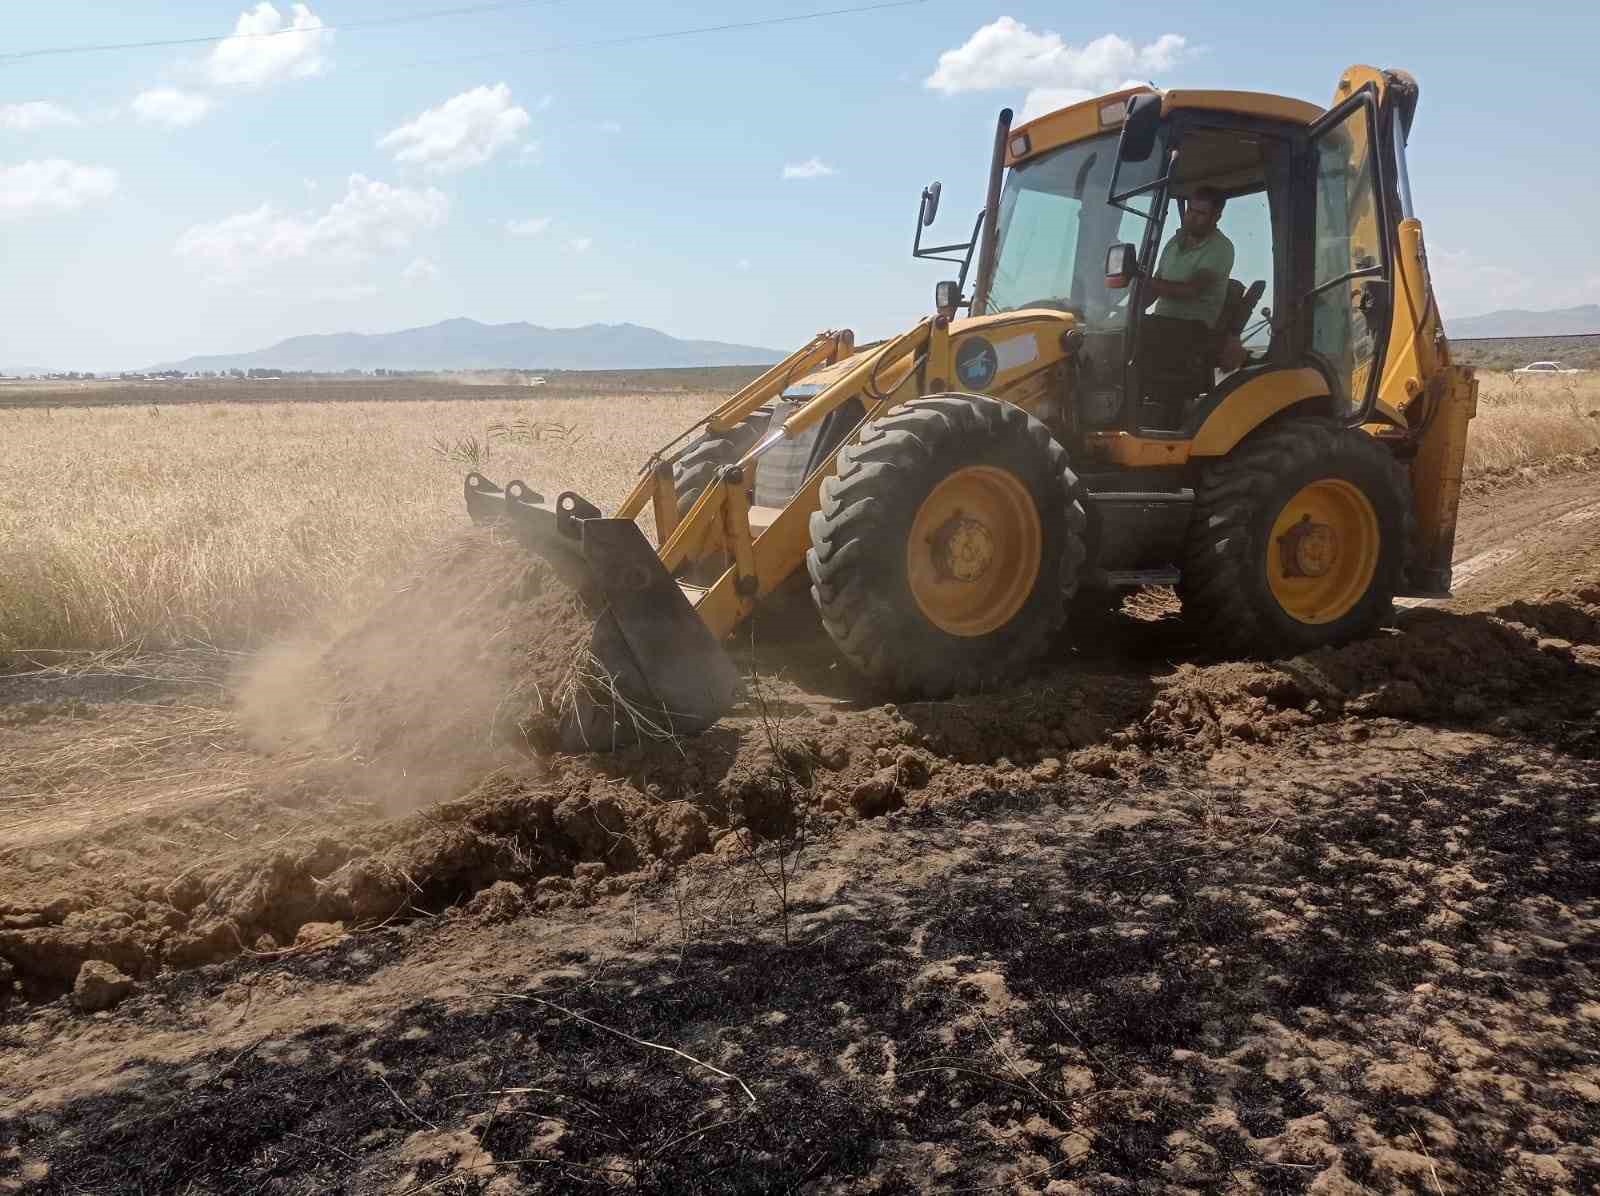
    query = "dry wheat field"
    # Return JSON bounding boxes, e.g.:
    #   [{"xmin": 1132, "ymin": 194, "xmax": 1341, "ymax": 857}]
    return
[
  {"xmin": 1471, "ymin": 370, "xmax": 1600, "ymax": 477},
  {"xmin": 0, "ymin": 389, "xmax": 712, "ymax": 659},
  {"xmin": 2, "ymin": 372, "xmax": 1597, "ymax": 661}
]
